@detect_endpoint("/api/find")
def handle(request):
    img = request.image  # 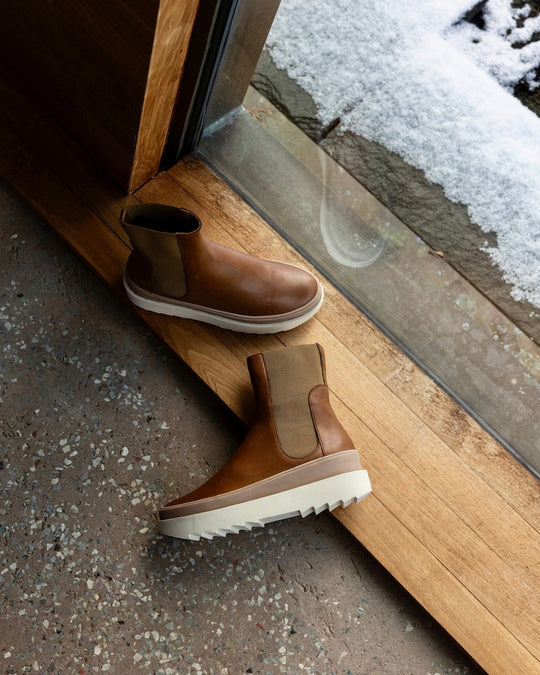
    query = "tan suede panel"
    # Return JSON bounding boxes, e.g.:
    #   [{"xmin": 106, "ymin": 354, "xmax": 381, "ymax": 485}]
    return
[
  {"xmin": 123, "ymin": 222, "xmax": 186, "ymax": 298},
  {"xmin": 263, "ymin": 344, "xmax": 324, "ymax": 459}
]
